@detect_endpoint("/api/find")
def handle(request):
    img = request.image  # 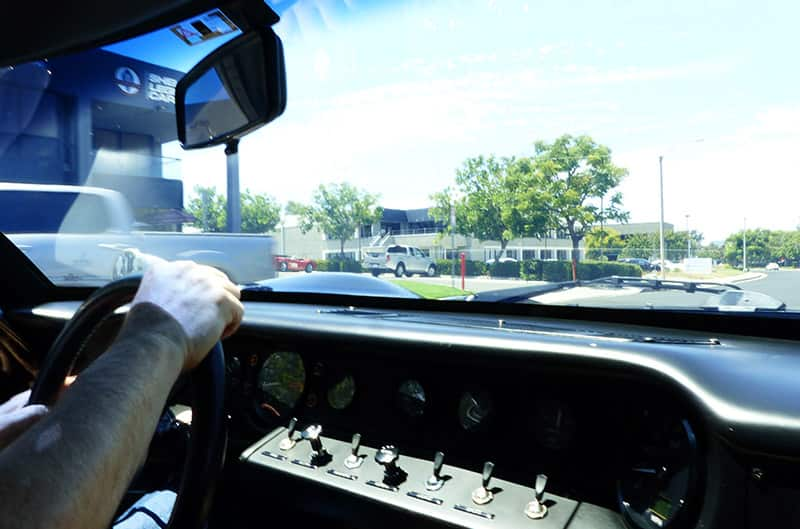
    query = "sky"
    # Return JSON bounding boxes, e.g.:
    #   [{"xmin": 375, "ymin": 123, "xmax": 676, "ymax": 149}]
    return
[{"xmin": 112, "ymin": 0, "xmax": 800, "ymax": 243}]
